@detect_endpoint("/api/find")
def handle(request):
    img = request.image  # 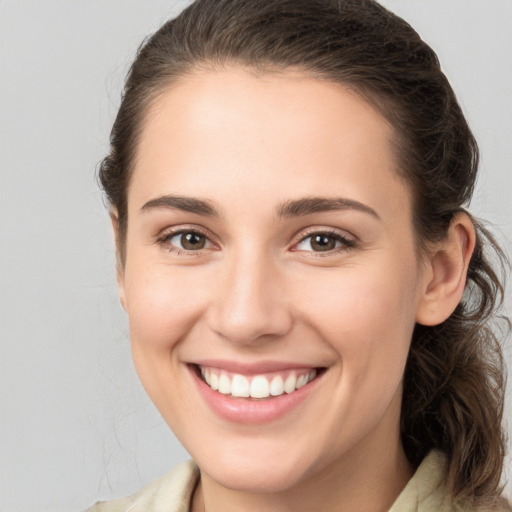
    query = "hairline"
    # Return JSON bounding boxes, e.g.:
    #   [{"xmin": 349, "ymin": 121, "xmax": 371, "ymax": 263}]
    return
[{"xmin": 116, "ymin": 61, "xmax": 424, "ymax": 264}]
